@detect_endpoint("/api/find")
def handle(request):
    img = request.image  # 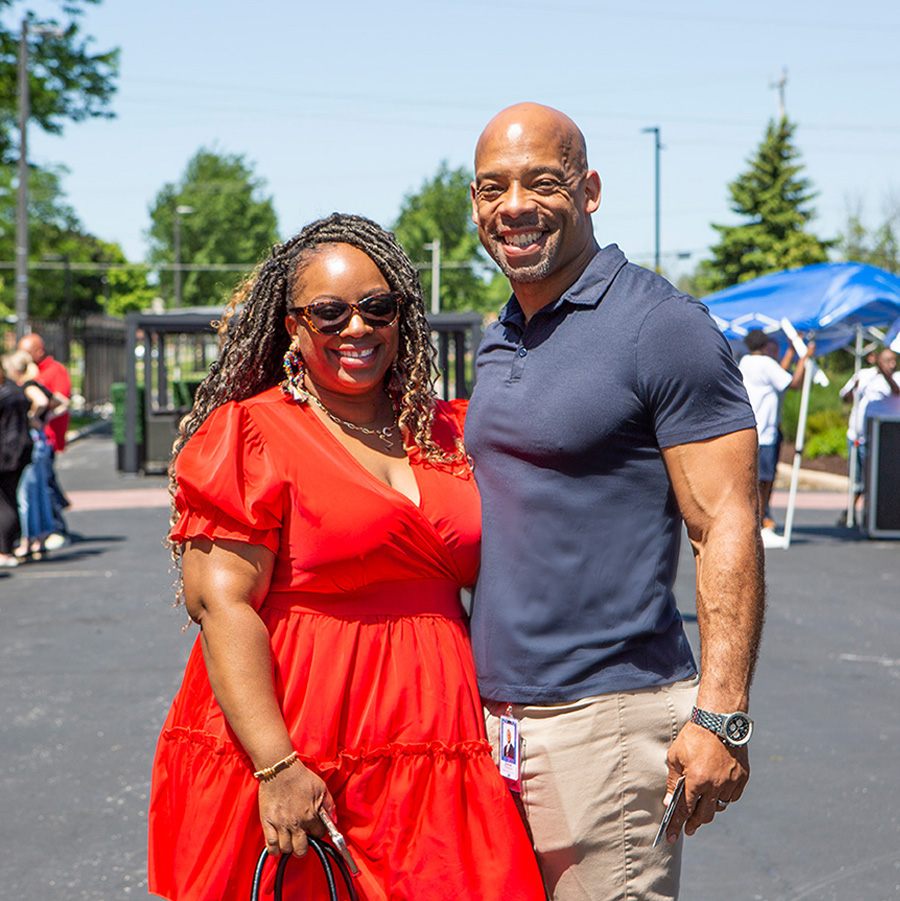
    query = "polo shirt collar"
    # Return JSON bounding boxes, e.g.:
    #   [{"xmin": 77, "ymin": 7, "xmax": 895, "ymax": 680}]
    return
[{"xmin": 498, "ymin": 244, "xmax": 628, "ymax": 327}]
